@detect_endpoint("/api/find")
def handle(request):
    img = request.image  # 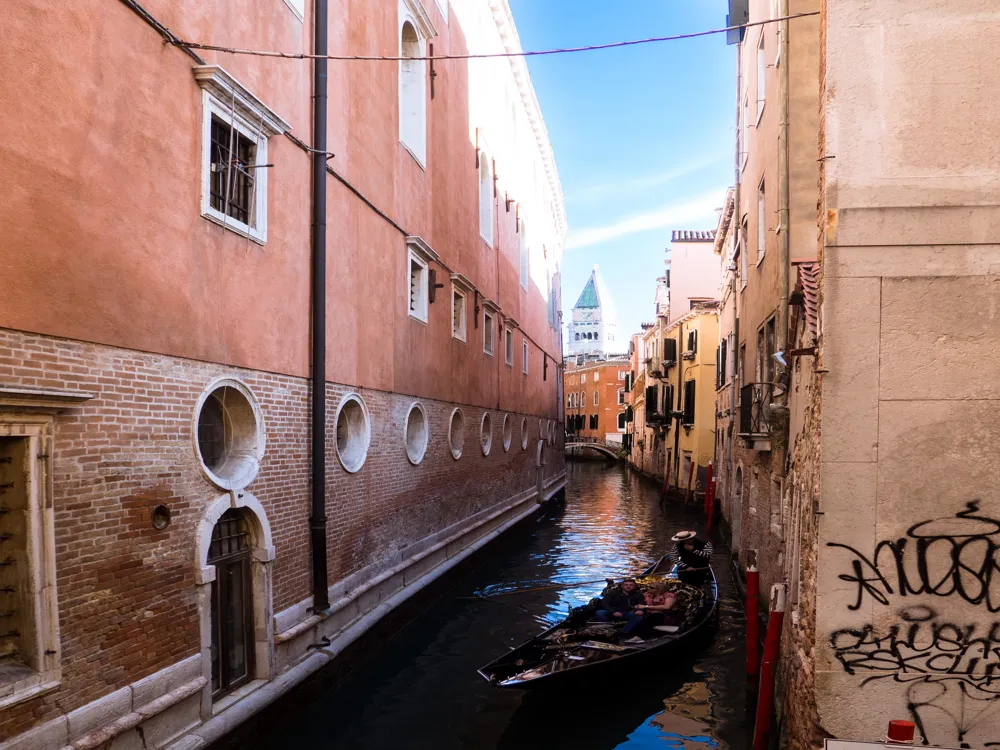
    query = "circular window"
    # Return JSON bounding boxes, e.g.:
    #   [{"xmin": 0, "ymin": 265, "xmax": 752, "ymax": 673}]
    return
[
  {"xmin": 536, "ymin": 439, "xmax": 546, "ymax": 468},
  {"xmin": 194, "ymin": 379, "xmax": 265, "ymax": 491},
  {"xmin": 335, "ymin": 393, "xmax": 371, "ymax": 473},
  {"xmin": 520, "ymin": 417, "xmax": 529, "ymax": 451},
  {"xmin": 405, "ymin": 402, "xmax": 428, "ymax": 465},
  {"xmin": 481, "ymin": 413, "xmax": 493, "ymax": 456},
  {"xmin": 449, "ymin": 409, "xmax": 465, "ymax": 460},
  {"xmin": 502, "ymin": 414, "xmax": 512, "ymax": 452}
]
